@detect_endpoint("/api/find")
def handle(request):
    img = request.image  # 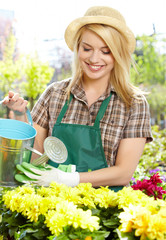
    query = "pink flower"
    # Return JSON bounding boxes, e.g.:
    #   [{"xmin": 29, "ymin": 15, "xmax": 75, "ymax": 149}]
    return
[
  {"xmin": 131, "ymin": 173, "xmax": 166, "ymax": 200},
  {"xmin": 150, "ymin": 173, "xmax": 162, "ymax": 184}
]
